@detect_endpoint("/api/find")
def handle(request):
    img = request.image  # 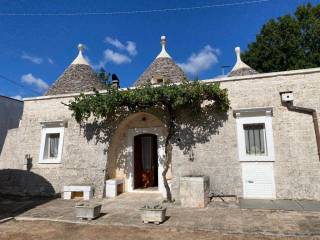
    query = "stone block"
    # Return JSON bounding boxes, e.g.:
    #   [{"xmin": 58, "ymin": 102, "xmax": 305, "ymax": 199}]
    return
[
  {"xmin": 105, "ymin": 179, "xmax": 124, "ymax": 198},
  {"xmin": 63, "ymin": 185, "xmax": 93, "ymax": 200},
  {"xmin": 180, "ymin": 176, "xmax": 210, "ymax": 208}
]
